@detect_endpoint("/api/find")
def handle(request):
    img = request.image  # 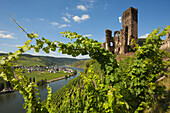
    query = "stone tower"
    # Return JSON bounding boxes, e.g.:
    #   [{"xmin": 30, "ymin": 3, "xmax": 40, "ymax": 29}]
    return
[
  {"xmin": 102, "ymin": 7, "xmax": 138, "ymax": 54},
  {"xmin": 122, "ymin": 7, "xmax": 138, "ymax": 48}
]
